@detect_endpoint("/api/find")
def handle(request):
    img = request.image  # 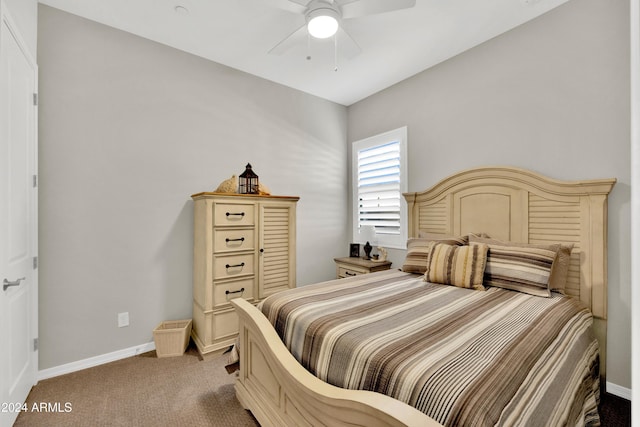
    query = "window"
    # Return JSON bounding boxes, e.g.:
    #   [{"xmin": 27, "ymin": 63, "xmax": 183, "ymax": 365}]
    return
[{"xmin": 352, "ymin": 127, "xmax": 407, "ymax": 249}]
